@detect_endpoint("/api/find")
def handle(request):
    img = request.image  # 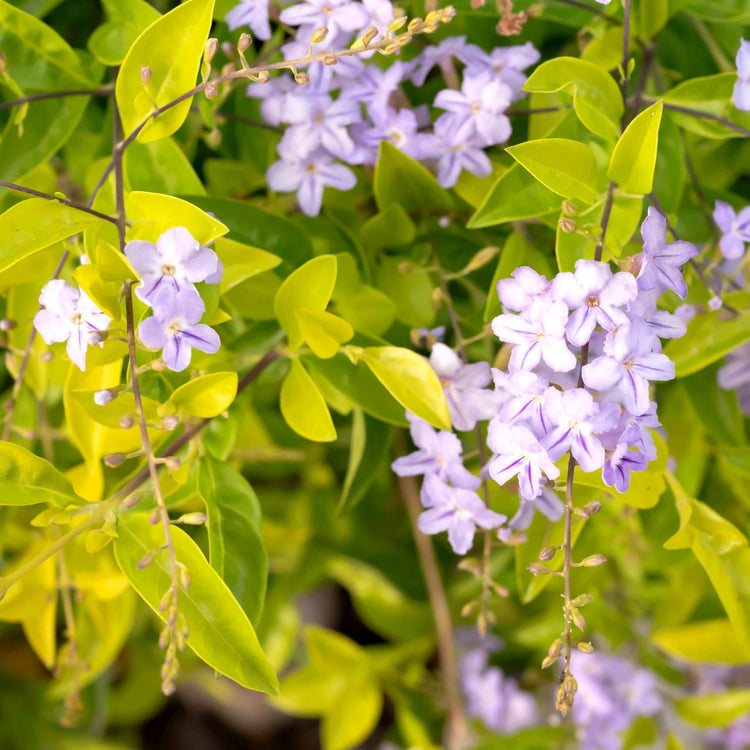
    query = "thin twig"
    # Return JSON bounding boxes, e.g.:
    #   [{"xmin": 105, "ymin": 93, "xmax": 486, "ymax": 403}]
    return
[
  {"xmin": 507, "ymin": 105, "xmax": 572, "ymax": 116},
  {"xmin": 550, "ymin": 0, "xmax": 621, "ymax": 24},
  {"xmin": 659, "ymin": 100, "xmax": 750, "ymax": 139},
  {"xmin": 0, "ymin": 86, "xmax": 113, "ymax": 111},
  {"xmin": 217, "ymin": 111, "xmax": 283, "ymax": 134},
  {"xmin": 620, "ymin": 0, "xmax": 632, "ymax": 130}
]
